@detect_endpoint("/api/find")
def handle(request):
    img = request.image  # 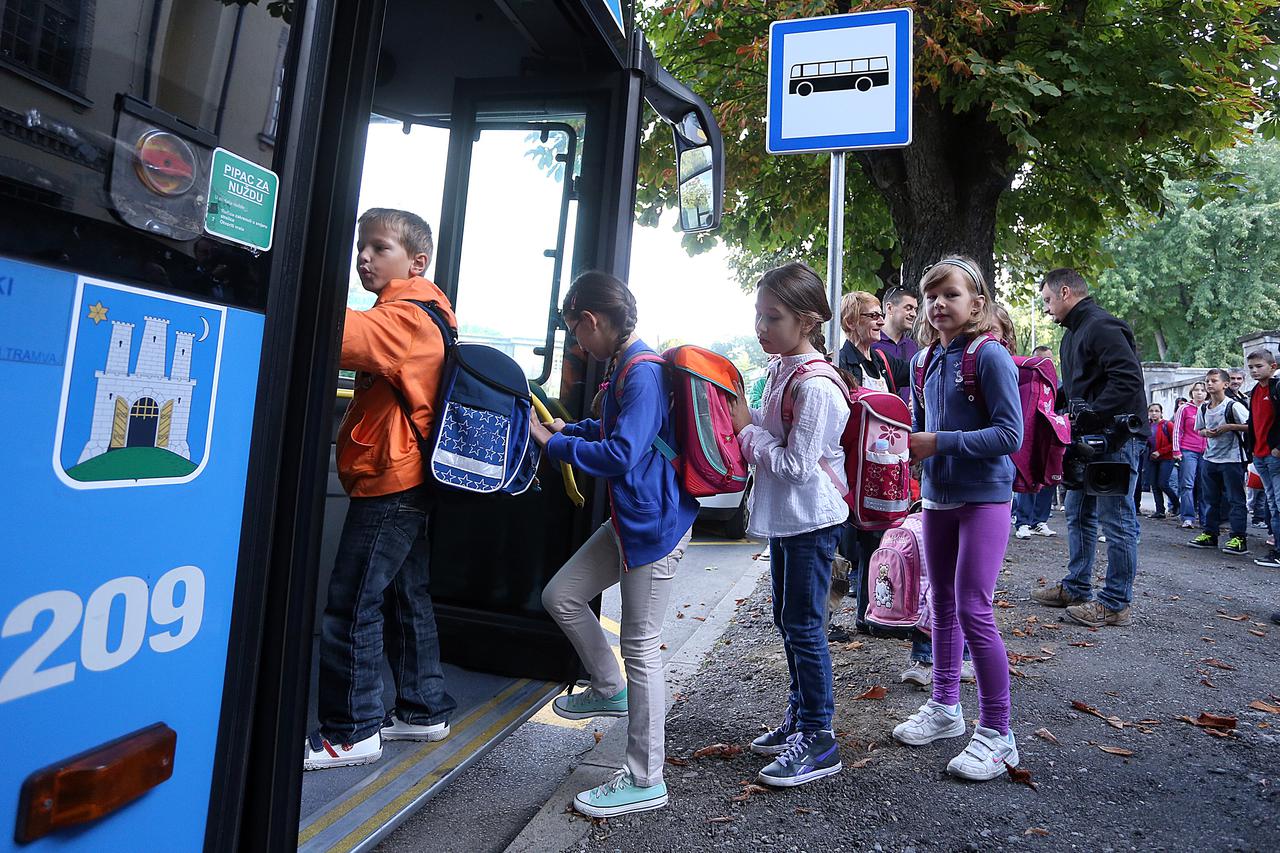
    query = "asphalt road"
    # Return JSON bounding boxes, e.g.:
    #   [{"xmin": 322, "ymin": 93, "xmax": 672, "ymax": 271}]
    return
[
  {"xmin": 568, "ymin": 506, "xmax": 1279, "ymax": 853},
  {"xmin": 372, "ymin": 523, "xmax": 765, "ymax": 853}
]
